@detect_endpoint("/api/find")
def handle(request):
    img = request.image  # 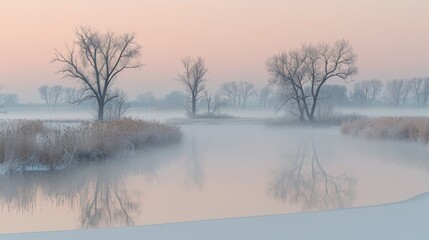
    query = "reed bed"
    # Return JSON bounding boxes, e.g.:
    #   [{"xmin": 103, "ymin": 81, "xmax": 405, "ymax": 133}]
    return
[
  {"xmin": 0, "ymin": 118, "xmax": 181, "ymax": 173},
  {"xmin": 341, "ymin": 117, "xmax": 429, "ymax": 144}
]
